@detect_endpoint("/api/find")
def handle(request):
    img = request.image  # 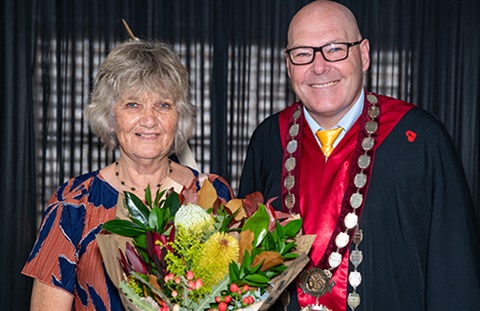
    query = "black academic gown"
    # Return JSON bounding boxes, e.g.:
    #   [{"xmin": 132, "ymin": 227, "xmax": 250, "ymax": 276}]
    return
[{"xmin": 238, "ymin": 100, "xmax": 480, "ymax": 311}]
